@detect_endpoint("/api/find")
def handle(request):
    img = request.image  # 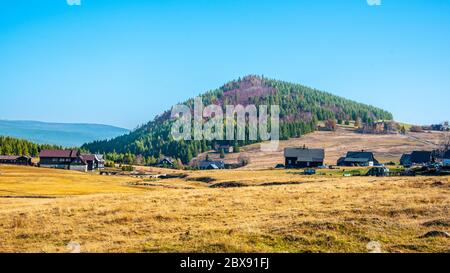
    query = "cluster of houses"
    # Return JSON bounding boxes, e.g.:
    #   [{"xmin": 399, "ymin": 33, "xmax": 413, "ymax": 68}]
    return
[
  {"xmin": 1, "ymin": 147, "xmax": 449, "ymax": 173},
  {"xmin": 429, "ymin": 121, "xmax": 449, "ymax": 131},
  {"xmin": 284, "ymin": 147, "xmax": 450, "ymax": 169},
  {"xmin": 0, "ymin": 149, "xmax": 225, "ymax": 172},
  {"xmin": 284, "ymin": 147, "xmax": 380, "ymax": 168},
  {"xmin": 157, "ymin": 156, "xmax": 226, "ymax": 170},
  {"xmin": 0, "ymin": 150, "xmax": 105, "ymax": 172}
]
